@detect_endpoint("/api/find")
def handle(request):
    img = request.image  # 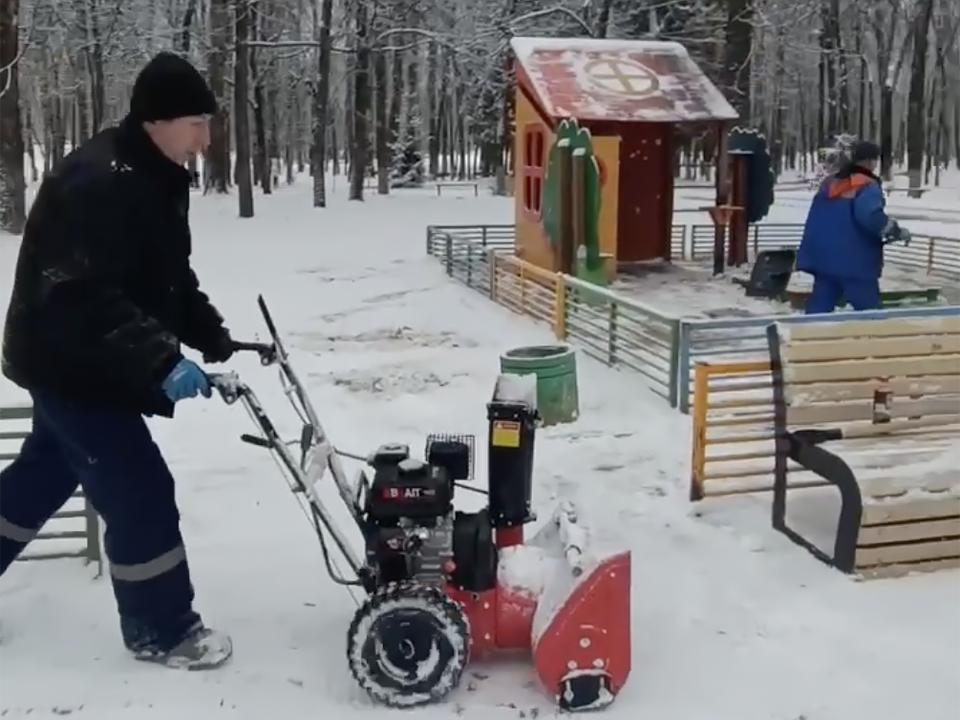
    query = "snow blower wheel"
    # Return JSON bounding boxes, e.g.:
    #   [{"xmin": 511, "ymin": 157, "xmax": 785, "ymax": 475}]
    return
[{"xmin": 347, "ymin": 583, "xmax": 469, "ymax": 708}]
